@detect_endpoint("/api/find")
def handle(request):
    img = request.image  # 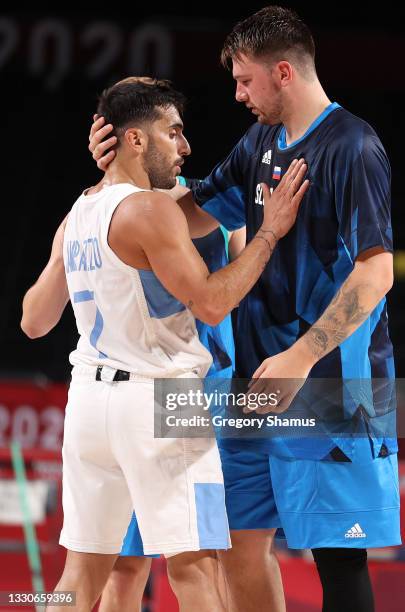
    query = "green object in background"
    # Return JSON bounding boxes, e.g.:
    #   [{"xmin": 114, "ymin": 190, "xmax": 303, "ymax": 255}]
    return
[{"xmin": 10, "ymin": 442, "xmax": 45, "ymax": 607}]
